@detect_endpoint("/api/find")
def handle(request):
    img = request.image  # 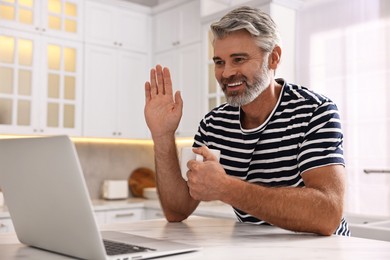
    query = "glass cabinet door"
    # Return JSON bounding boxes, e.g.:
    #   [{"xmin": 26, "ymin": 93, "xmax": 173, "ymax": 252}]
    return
[
  {"xmin": 0, "ymin": 0, "xmax": 36, "ymax": 31},
  {"xmin": 0, "ymin": 29, "xmax": 82, "ymax": 135},
  {"xmin": 42, "ymin": 36, "xmax": 81, "ymax": 135},
  {"xmin": 0, "ymin": 0, "xmax": 83, "ymax": 40},
  {"xmin": 42, "ymin": 0, "xmax": 83, "ymax": 40},
  {"xmin": 0, "ymin": 29, "xmax": 37, "ymax": 133}
]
